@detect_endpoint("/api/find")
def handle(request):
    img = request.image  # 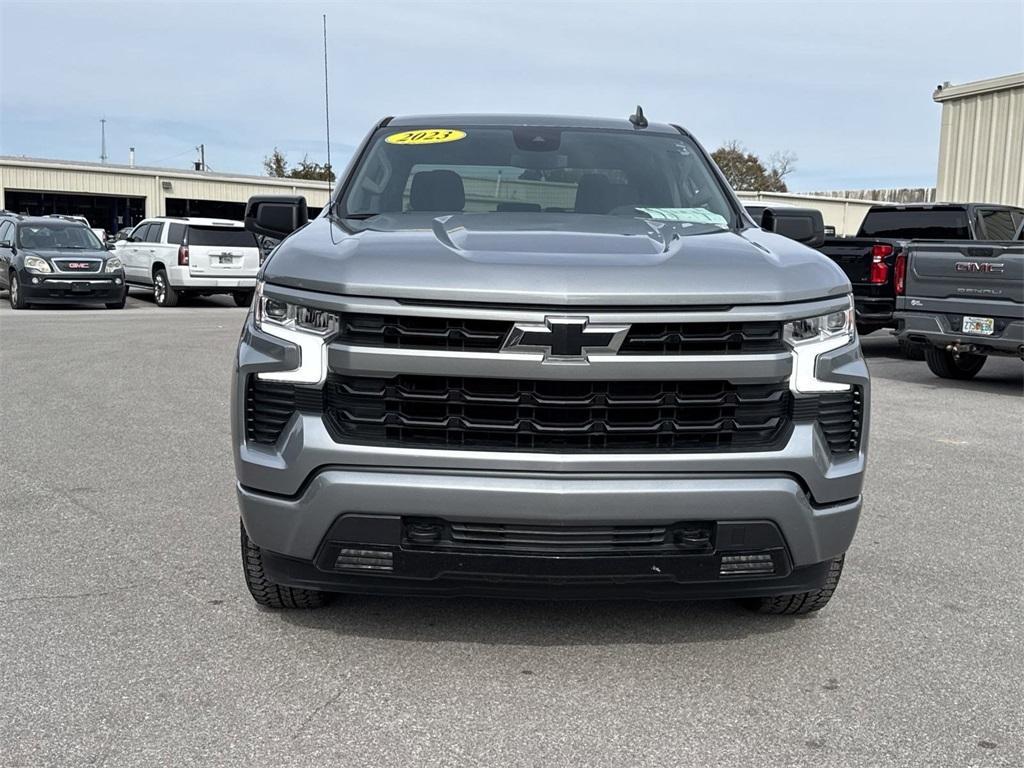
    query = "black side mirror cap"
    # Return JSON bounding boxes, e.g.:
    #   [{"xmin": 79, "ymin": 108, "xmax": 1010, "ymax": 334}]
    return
[
  {"xmin": 761, "ymin": 207, "xmax": 826, "ymax": 249},
  {"xmin": 245, "ymin": 196, "xmax": 309, "ymax": 239}
]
